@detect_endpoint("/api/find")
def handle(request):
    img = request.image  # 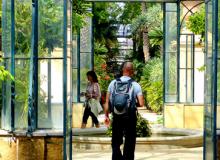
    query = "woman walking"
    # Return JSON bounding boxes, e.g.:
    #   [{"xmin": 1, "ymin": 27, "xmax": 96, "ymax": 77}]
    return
[{"xmin": 81, "ymin": 71, "xmax": 102, "ymax": 128}]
